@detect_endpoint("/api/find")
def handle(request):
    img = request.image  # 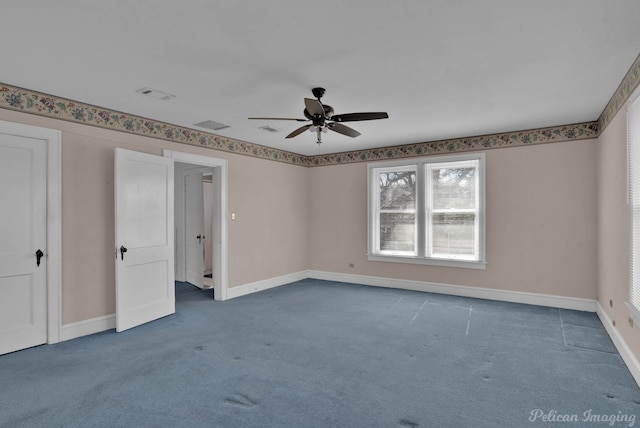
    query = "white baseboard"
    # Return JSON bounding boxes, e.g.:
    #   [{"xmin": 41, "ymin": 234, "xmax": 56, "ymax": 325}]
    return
[
  {"xmin": 225, "ymin": 271, "xmax": 309, "ymax": 300},
  {"xmin": 307, "ymin": 270, "xmax": 597, "ymax": 312},
  {"xmin": 55, "ymin": 271, "xmax": 640, "ymax": 389},
  {"xmin": 596, "ymin": 302, "xmax": 640, "ymax": 386},
  {"xmin": 58, "ymin": 271, "xmax": 307, "ymax": 341},
  {"xmin": 57, "ymin": 271, "xmax": 597, "ymax": 343},
  {"xmin": 61, "ymin": 314, "xmax": 115, "ymax": 341}
]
